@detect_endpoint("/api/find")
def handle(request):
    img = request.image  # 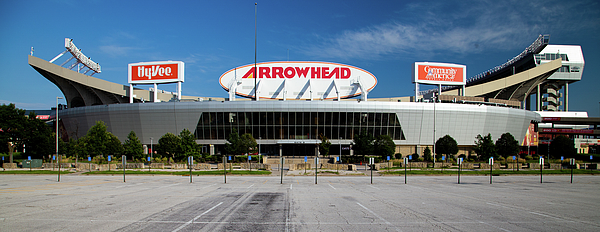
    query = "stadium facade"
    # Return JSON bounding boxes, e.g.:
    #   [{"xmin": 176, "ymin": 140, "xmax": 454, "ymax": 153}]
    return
[{"xmin": 29, "ymin": 35, "xmax": 585, "ymax": 157}]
